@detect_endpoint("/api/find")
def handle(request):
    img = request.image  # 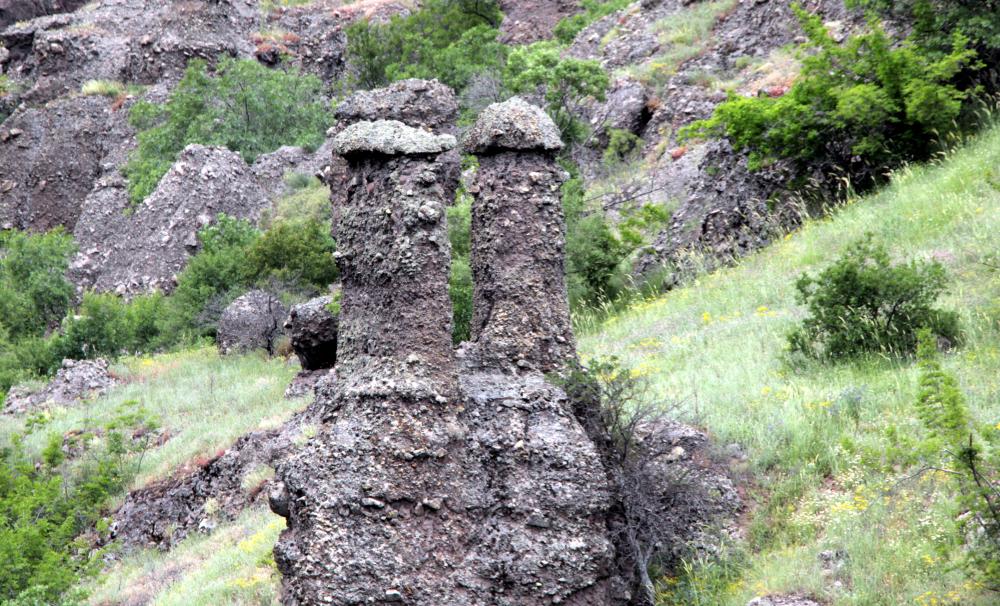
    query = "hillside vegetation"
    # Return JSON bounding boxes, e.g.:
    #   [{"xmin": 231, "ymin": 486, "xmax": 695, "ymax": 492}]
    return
[{"xmin": 579, "ymin": 123, "xmax": 1000, "ymax": 605}]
